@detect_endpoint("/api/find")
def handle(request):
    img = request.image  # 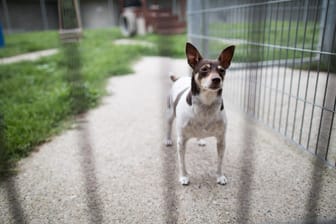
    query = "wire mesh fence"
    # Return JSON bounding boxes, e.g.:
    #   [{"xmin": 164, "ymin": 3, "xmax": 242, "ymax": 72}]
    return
[{"xmin": 187, "ymin": 0, "xmax": 336, "ymax": 167}]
